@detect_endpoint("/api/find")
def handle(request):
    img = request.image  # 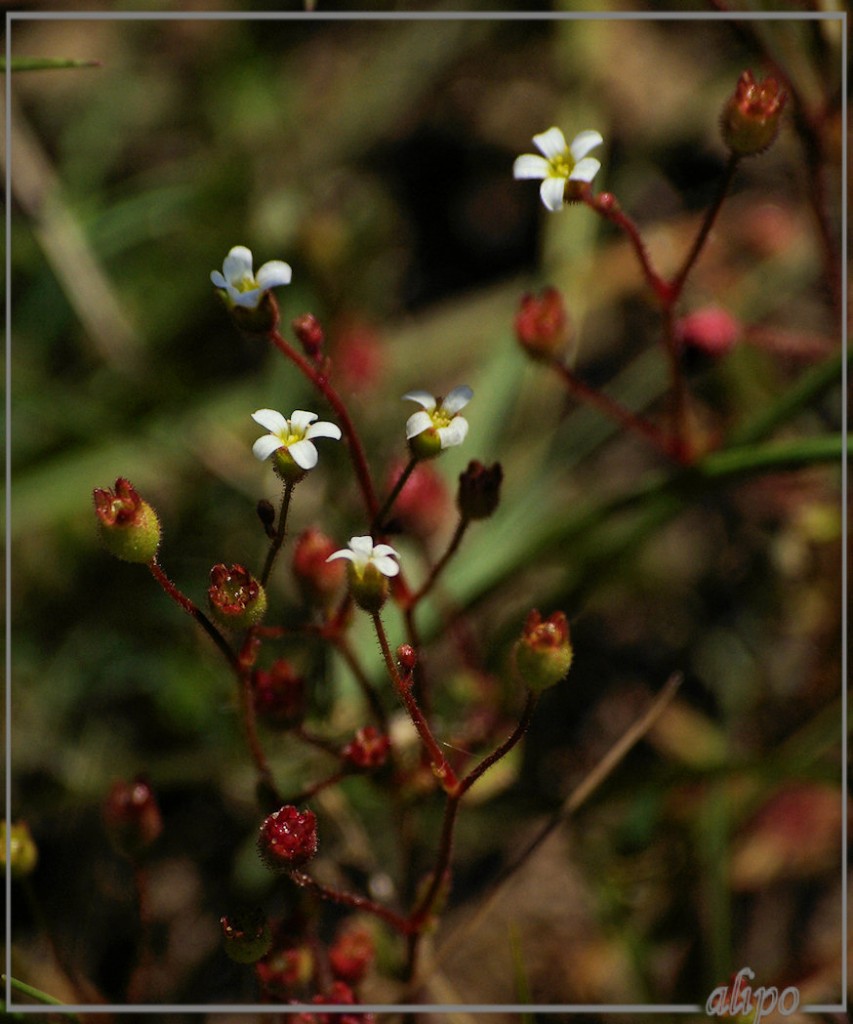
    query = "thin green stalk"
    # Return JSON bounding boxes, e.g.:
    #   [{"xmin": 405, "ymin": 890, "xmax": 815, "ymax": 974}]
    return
[{"xmin": 2, "ymin": 975, "xmax": 80, "ymax": 1021}]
